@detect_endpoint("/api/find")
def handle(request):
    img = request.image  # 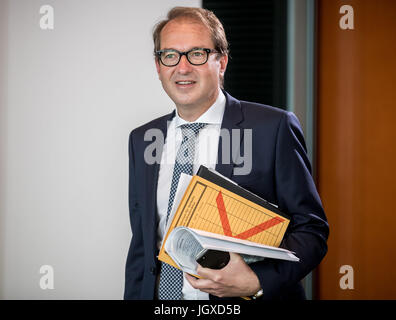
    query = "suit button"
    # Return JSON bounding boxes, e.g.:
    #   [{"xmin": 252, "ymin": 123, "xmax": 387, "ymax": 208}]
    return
[{"xmin": 150, "ymin": 267, "xmax": 156, "ymax": 275}]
